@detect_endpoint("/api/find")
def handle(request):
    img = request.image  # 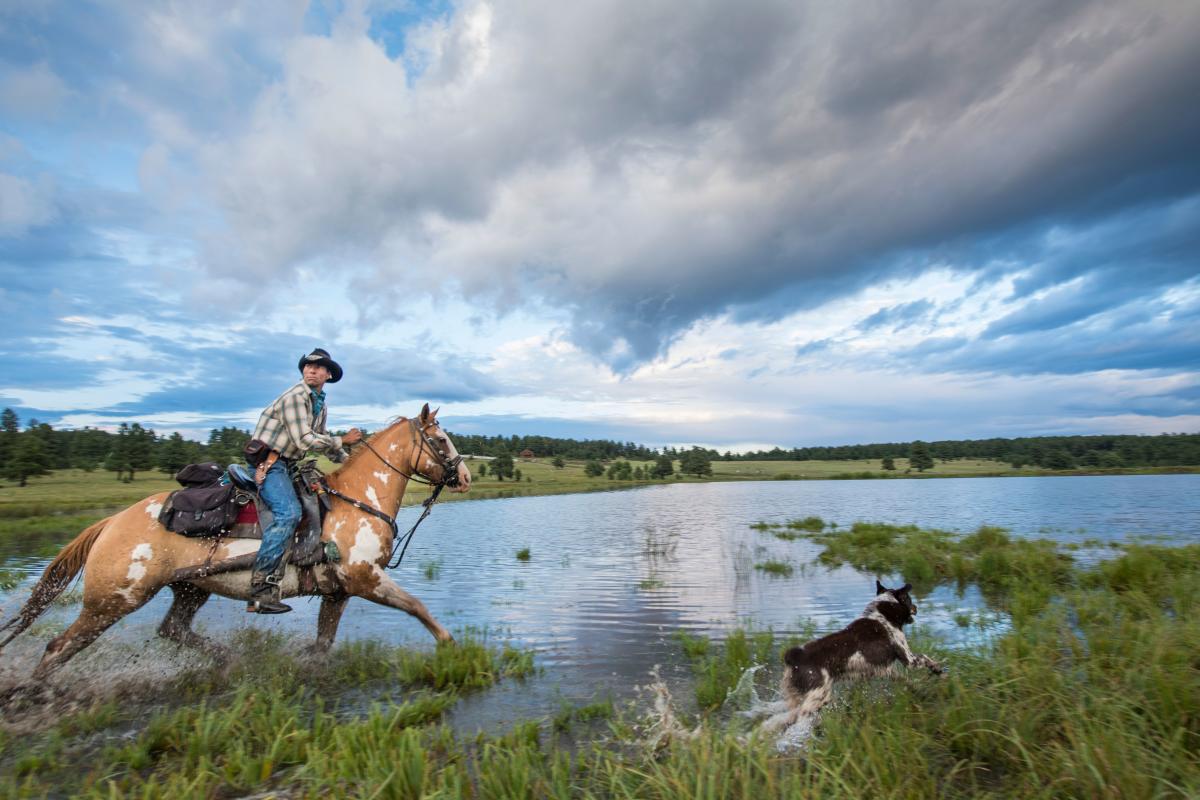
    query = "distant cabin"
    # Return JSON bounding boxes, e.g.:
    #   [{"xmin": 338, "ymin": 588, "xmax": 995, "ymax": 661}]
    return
[{"xmin": 519, "ymin": 449, "xmax": 535, "ymax": 460}]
